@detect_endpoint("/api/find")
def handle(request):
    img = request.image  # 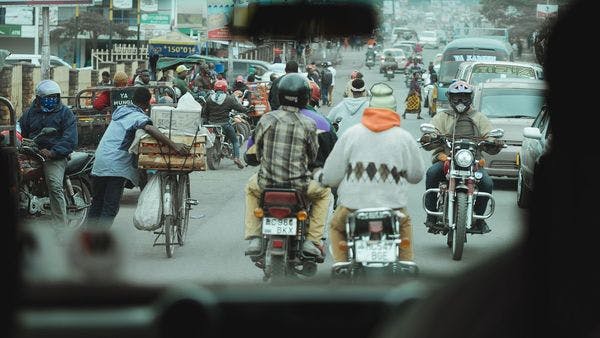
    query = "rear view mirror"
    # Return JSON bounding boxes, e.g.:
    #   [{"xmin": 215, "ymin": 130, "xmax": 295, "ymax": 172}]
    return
[
  {"xmin": 488, "ymin": 128, "xmax": 504, "ymax": 139},
  {"xmin": 523, "ymin": 127, "xmax": 542, "ymax": 140},
  {"xmin": 420, "ymin": 123, "xmax": 437, "ymax": 134},
  {"xmin": 230, "ymin": 1, "xmax": 378, "ymax": 40}
]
